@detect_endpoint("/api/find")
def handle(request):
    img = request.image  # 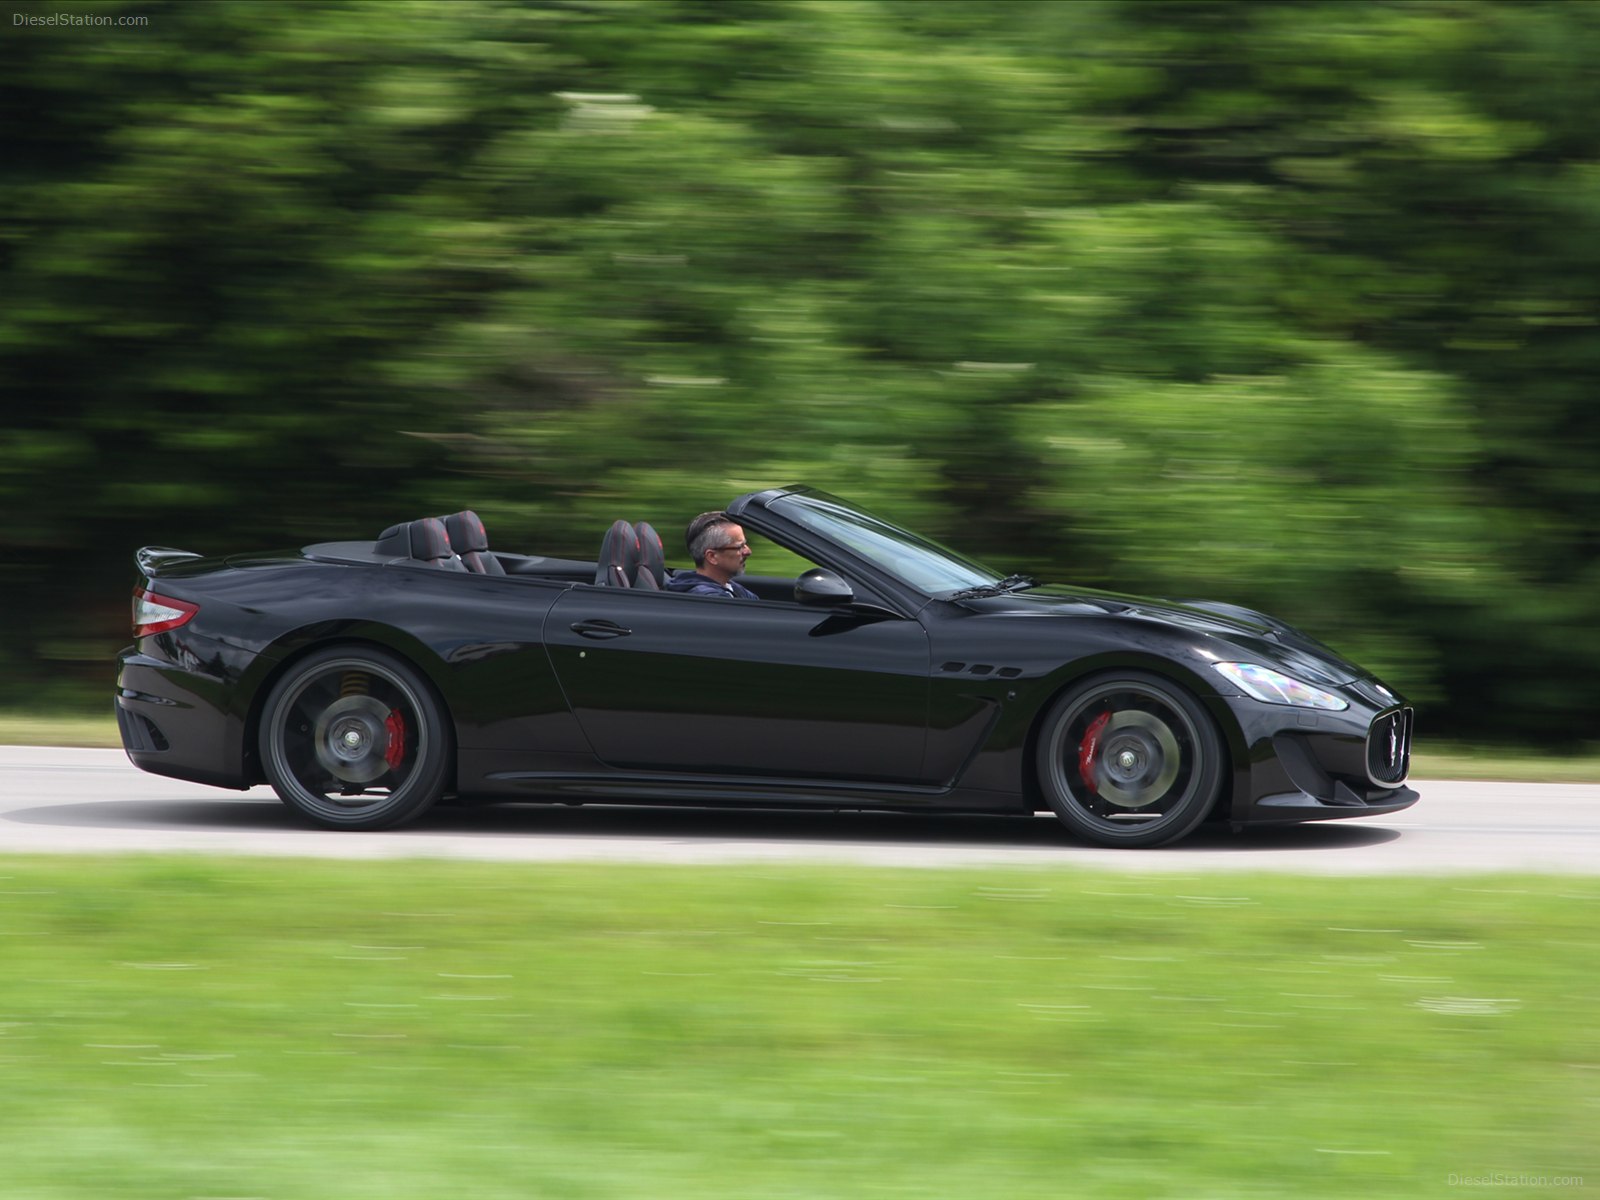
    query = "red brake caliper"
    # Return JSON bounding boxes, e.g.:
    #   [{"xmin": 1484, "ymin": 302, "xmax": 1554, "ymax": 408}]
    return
[
  {"xmin": 384, "ymin": 708, "xmax": 408, "ymax": 771},
  {"xmin": 1079, "ymin": 711, "xmax": 1111, "ymax": 790}
]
